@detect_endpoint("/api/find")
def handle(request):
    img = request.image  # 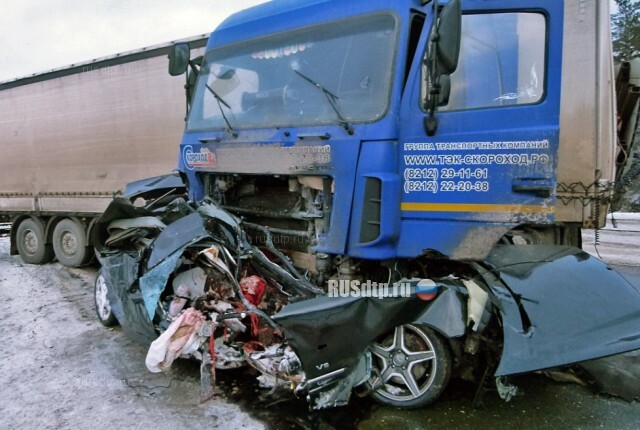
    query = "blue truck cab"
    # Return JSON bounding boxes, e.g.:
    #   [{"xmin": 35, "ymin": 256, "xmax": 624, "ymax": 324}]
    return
[{"xmin": 175, "ymin": 0, "xmax": 567, "ymax": 269}]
